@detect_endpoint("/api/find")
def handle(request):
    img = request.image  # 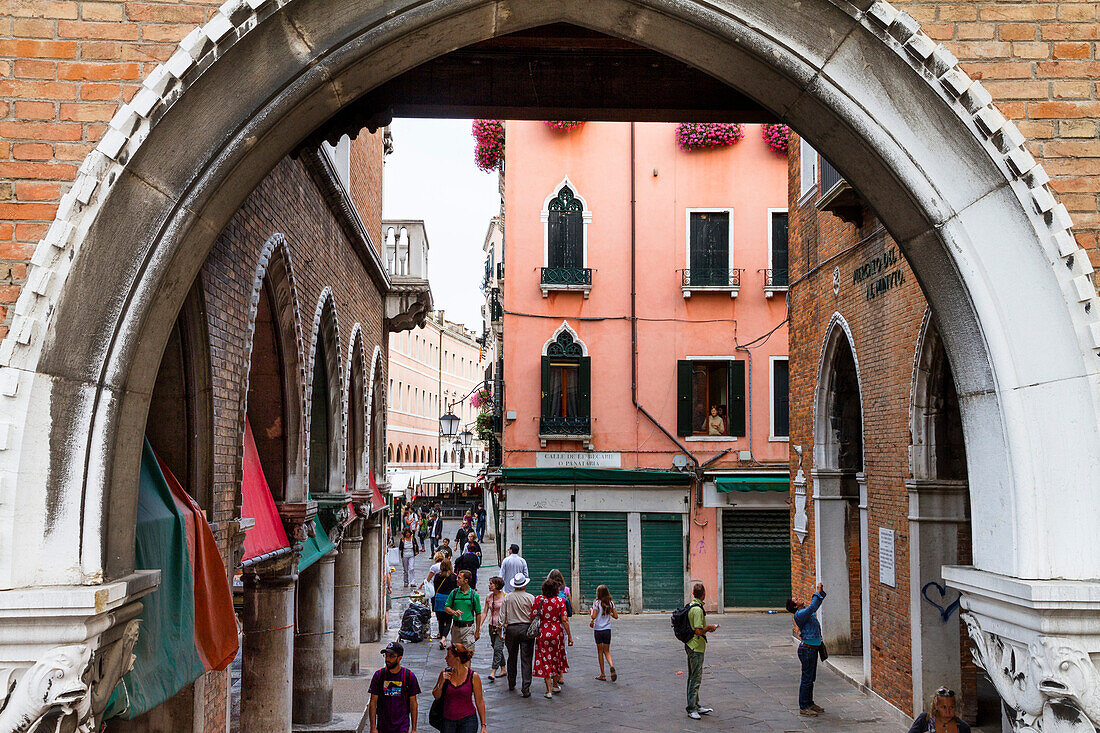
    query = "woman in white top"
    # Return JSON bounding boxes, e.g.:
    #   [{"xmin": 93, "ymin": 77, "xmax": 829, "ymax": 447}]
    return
[
  {"xmin": 589, "ymin": 584, "xmax": 619, "ymax": 681},
  {"xmin": 422, "ymin": 551, "xmax": 445, "ymax": 593}
]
